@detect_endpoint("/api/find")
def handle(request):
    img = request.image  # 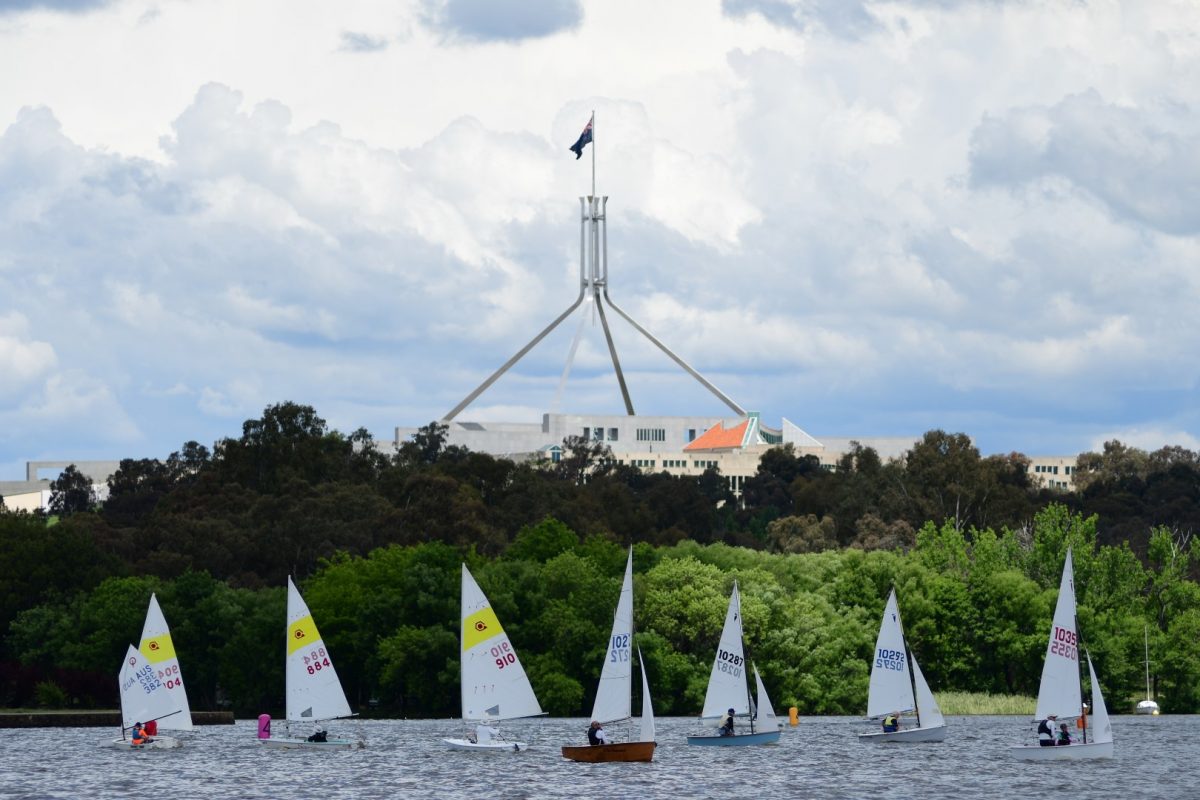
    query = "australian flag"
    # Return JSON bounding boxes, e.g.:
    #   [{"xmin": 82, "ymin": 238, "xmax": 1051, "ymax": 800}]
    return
[{"xmin": 569, "ymin": 116, "xmax": 593, "ymax": 159}]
